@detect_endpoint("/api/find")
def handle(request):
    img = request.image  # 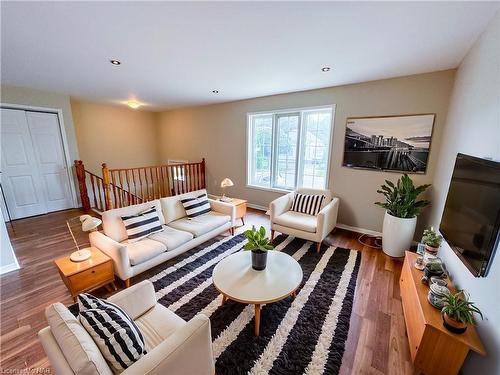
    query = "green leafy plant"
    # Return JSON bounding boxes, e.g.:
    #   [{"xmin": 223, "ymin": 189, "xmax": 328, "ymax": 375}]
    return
[
  {"xmin": 441, "ymin": 291, "xmax": 483, "ymax": 325},
  {"xmin": 426, "ymin": 262, "xmax": 444, "ymax": 273},
  {"xmin": 243, "ymin": 226, "xmax": 274, "ymax": 252},
  {"xmin": 375, "ymin": 174, "xmax": 431, "ymax": 218},
  {"xmin": 422, "ymin": 227, "xmax": 443, "ymax": 247}
]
